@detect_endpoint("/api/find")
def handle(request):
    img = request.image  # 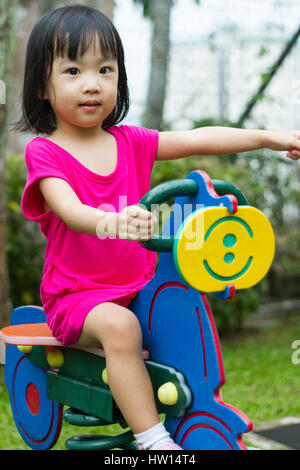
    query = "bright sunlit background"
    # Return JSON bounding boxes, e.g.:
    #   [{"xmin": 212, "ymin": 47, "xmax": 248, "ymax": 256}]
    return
[{"xmin": 115, "ymin": 0, "xmax": 300, "ymax": 130}]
